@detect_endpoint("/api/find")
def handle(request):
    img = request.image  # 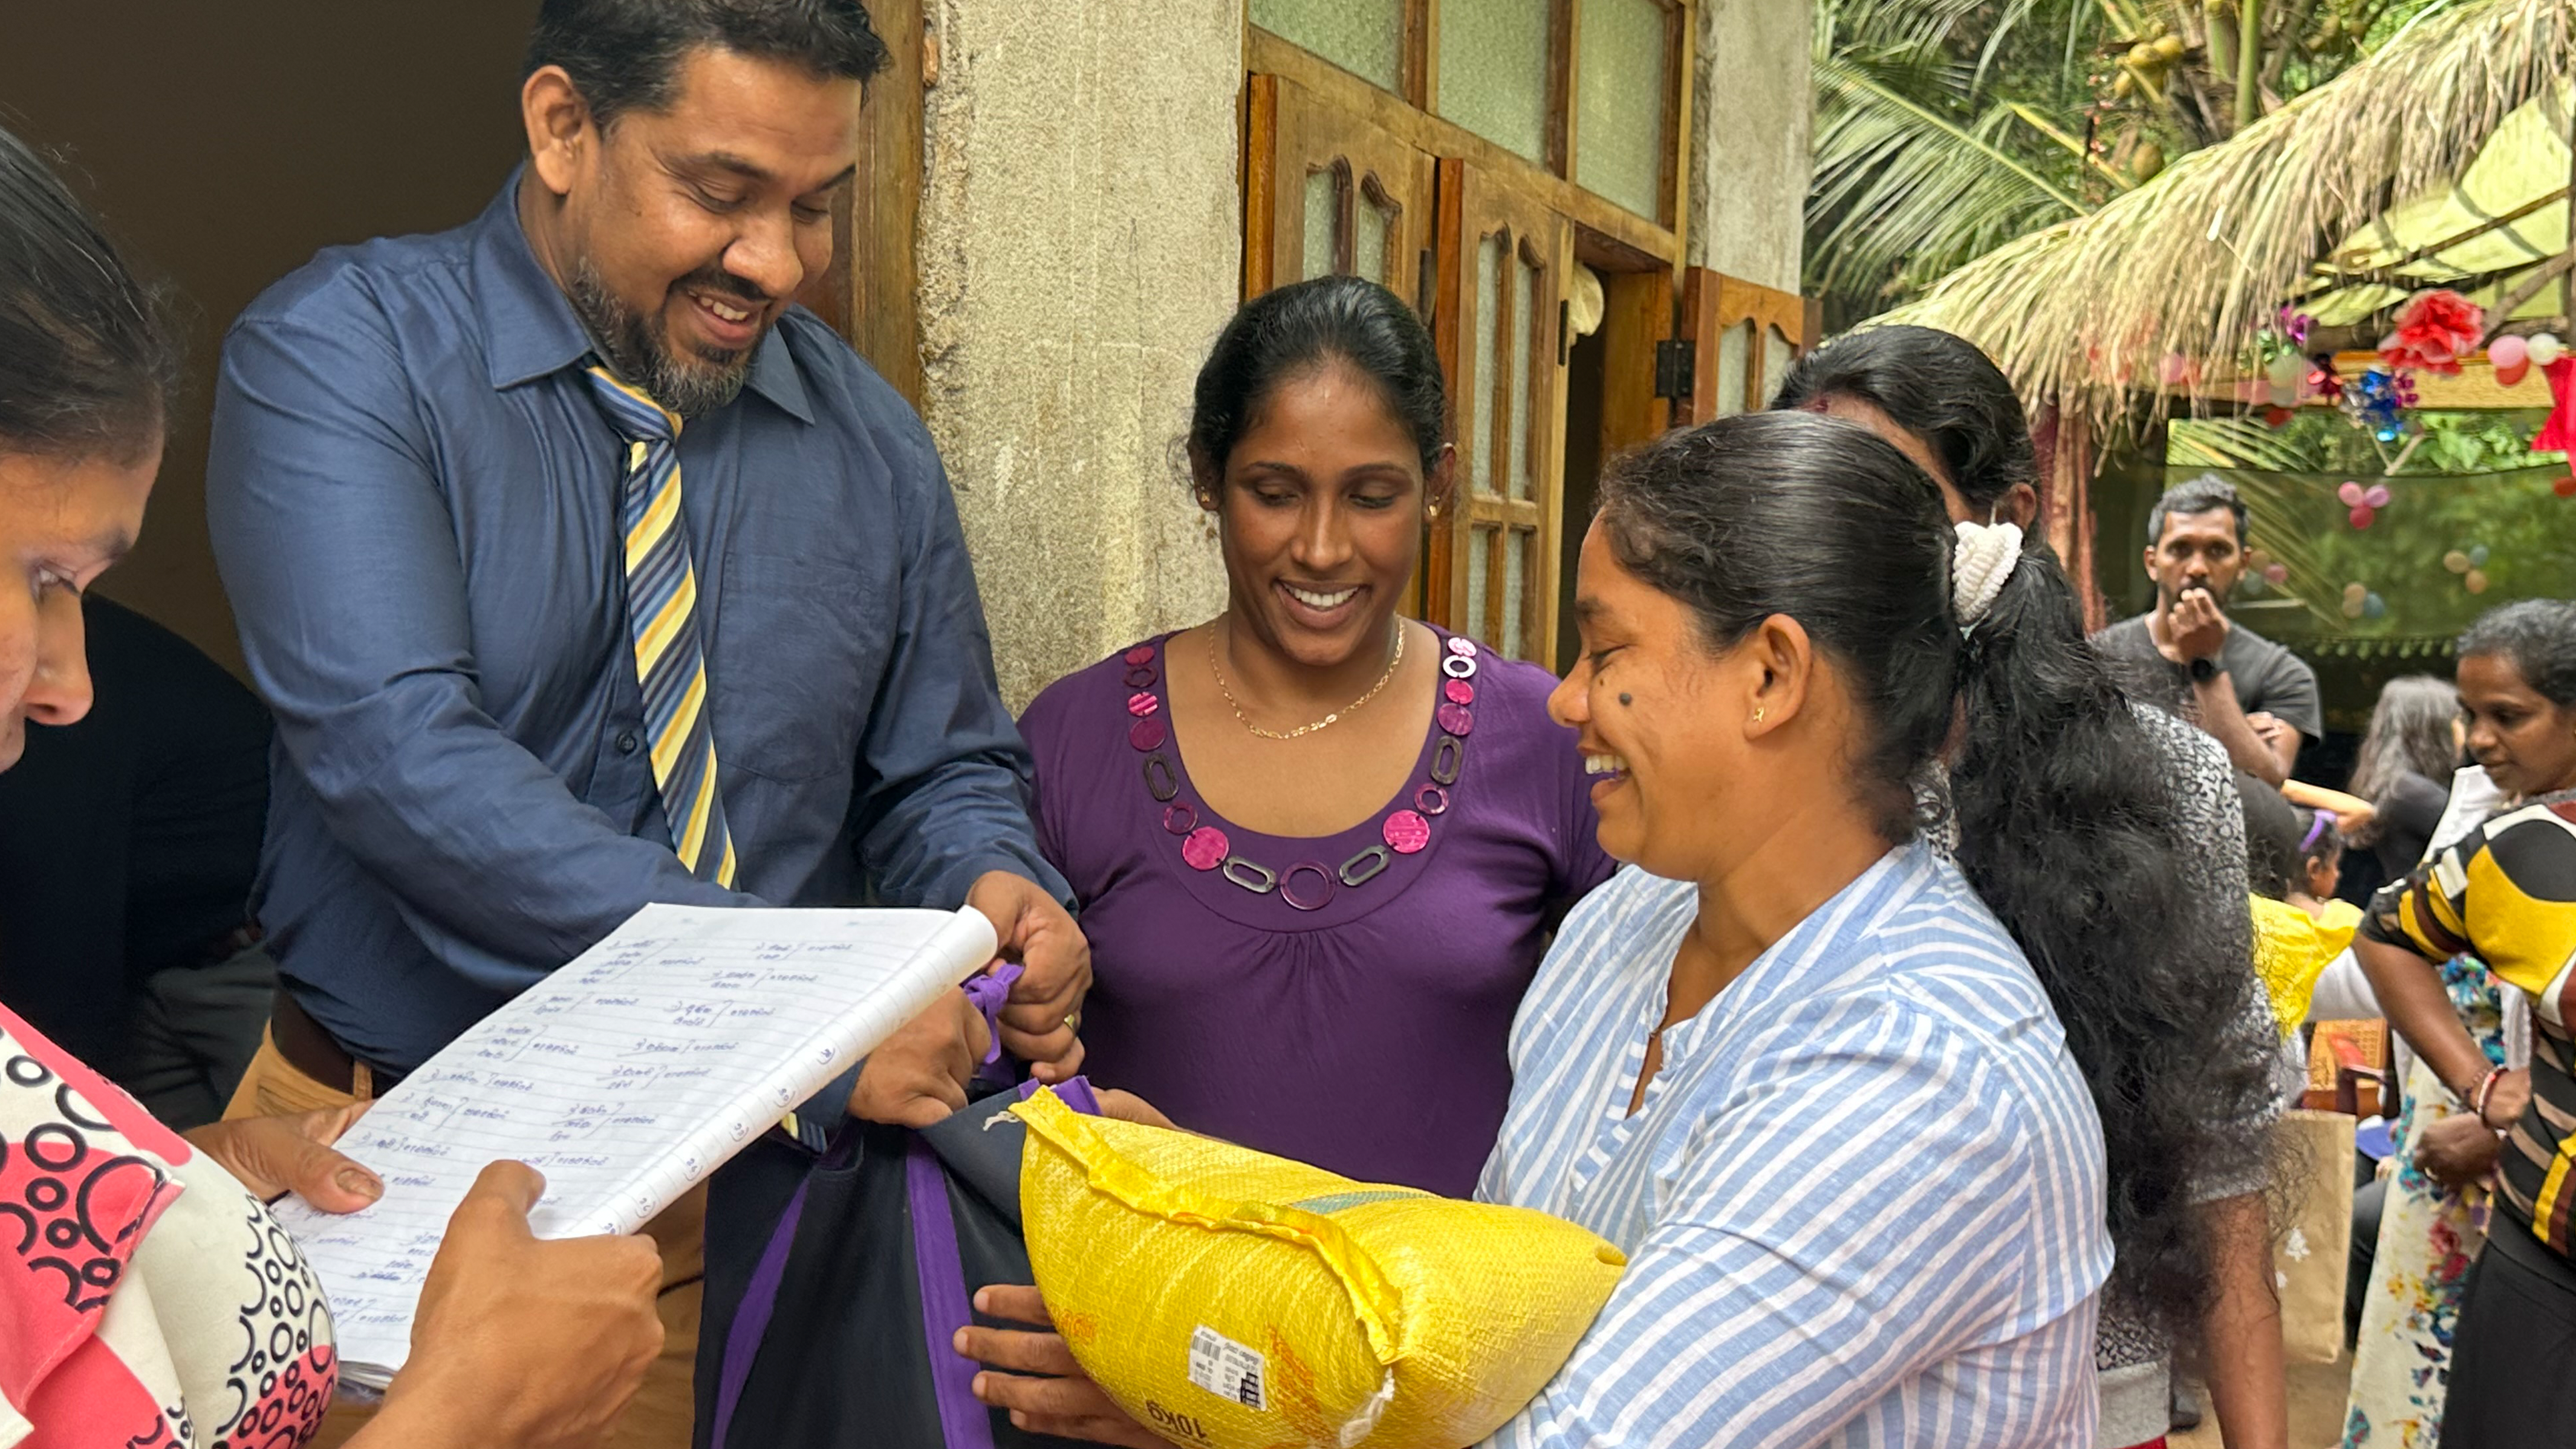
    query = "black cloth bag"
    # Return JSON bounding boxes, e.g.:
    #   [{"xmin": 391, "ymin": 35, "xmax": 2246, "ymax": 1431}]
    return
[{"xmin": 694, "ymin": 1078, "xmax": 1102, "ymax": 1449}]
